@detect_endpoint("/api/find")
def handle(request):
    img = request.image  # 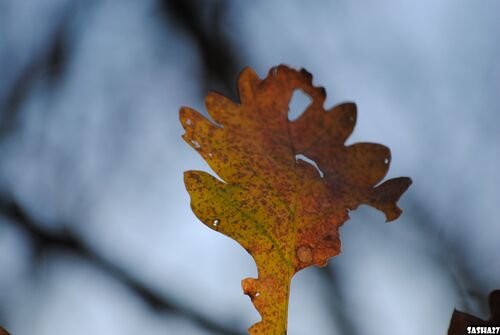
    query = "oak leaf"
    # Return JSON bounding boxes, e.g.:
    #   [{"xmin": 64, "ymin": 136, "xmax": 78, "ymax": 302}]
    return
[
  {"xmin": 180, "ymin": 65, "xmax": 411, "ymax": 334},
  {"xmin": 448, "ymin": 290, "xmax": 500, "ymax": 335}
]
